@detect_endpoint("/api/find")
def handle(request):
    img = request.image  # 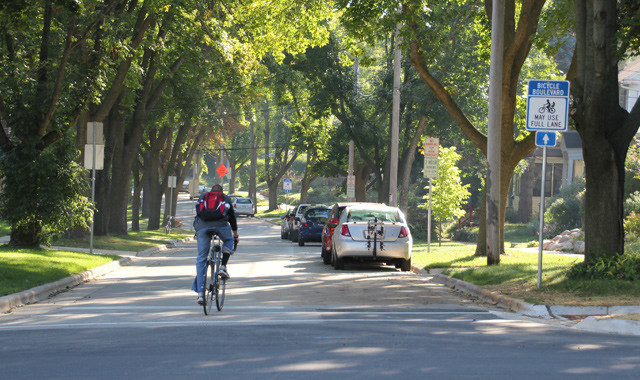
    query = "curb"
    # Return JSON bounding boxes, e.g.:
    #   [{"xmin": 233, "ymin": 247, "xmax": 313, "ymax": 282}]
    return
[
  {"xmin": 419, "ymin": 269, "xmax": 640, "ymax": 327},
  {"xmin": 428, "ymin": 272, "xmax": 551, "ymax": 317},
  {"xmin": 0, "ymin": 256, "xmax": 132, "ymax": 313}
]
